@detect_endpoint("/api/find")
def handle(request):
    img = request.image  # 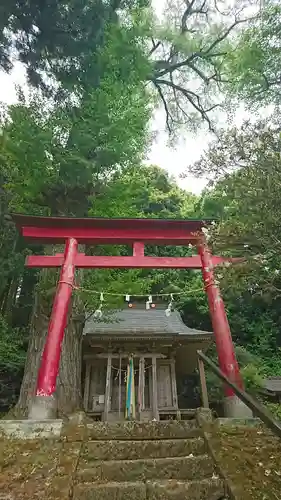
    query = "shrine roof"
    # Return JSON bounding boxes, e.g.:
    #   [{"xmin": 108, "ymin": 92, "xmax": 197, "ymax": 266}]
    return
[
  {"xmin": 83, "ymin": 307, "xmax": 212, "ymax": 339},
  {"xmin": 263, "ymin": 377, "xmax": 281, "ymax": 394}
]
